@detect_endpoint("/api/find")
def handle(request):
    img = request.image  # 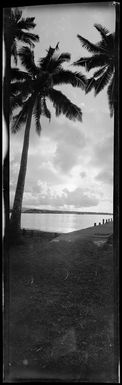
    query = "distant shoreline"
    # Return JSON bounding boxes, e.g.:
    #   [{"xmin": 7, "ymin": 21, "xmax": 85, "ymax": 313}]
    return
[{"xmin": 10, "ymin": 208, "xmax": 113, "ymax": 215}]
